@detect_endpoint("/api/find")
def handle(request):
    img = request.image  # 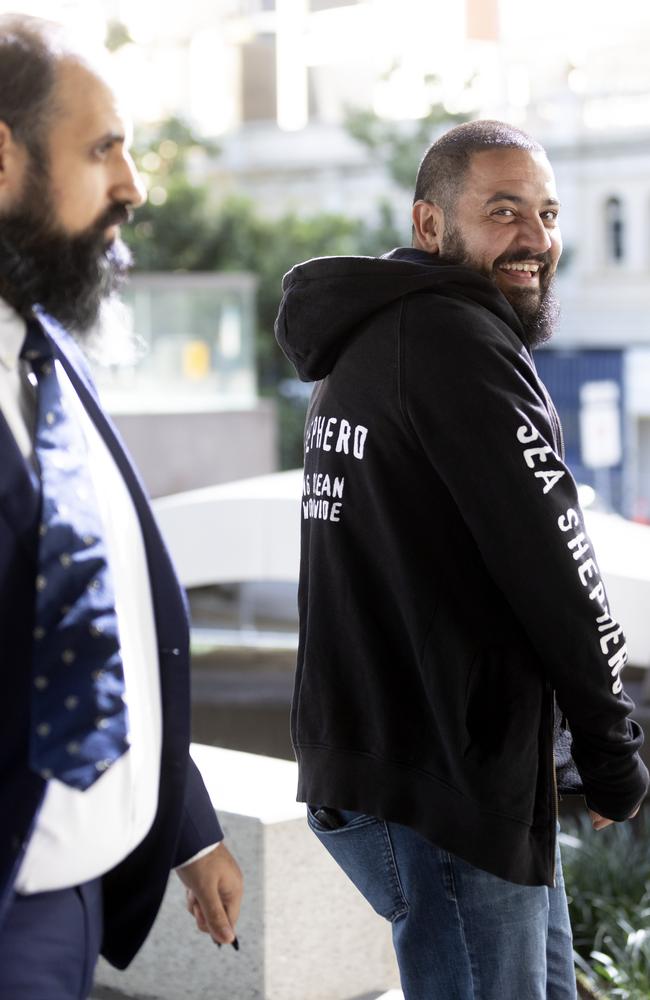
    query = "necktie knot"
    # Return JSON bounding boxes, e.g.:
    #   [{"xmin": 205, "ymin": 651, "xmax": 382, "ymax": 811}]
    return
[{"xmin": 21, "ymin": 319, "xmax": 55, "ymax": 371}]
